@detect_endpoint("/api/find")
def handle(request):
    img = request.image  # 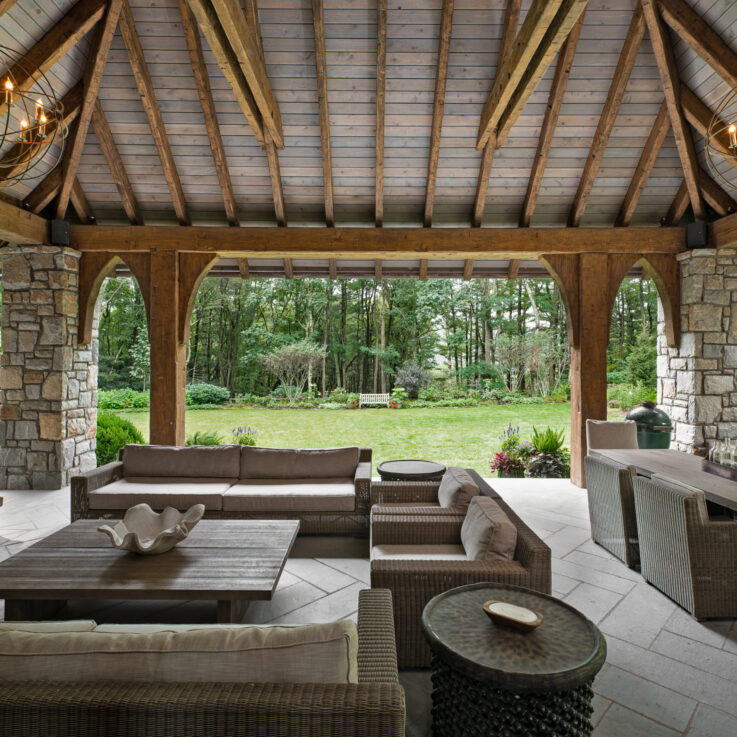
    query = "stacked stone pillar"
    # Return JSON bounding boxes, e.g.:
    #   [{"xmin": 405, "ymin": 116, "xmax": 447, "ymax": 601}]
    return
[
  {"xmin": 0, "ymin": 245, "xmax": 97, "ymax": 489},
  {"xmin": 657, "ymin": 247, "xmax": 737, "ymax": 454}
]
